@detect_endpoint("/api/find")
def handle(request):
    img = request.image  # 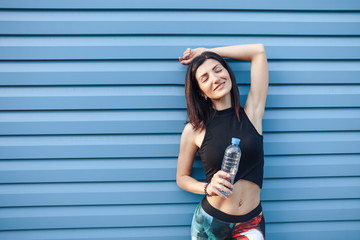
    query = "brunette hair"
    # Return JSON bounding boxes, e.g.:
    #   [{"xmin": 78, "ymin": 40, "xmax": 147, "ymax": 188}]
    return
[{"xmin": 185, "ymin": 51, "xmax": 241, "ymax": 130}]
